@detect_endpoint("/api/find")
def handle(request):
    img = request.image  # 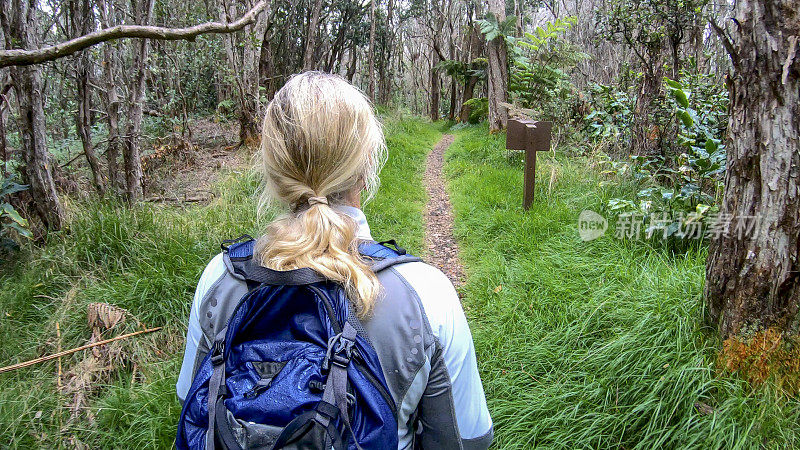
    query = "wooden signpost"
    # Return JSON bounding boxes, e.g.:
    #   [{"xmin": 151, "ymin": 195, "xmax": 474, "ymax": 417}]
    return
[{"xmin": 506, "ymin": 119, "xmax": 553, "ymax": 210}]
